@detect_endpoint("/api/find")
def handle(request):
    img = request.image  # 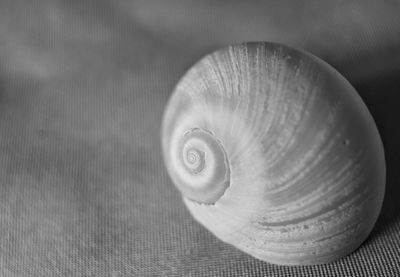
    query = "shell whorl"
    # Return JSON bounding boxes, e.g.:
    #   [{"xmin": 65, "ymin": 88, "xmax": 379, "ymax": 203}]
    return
[
  {"xmin": 171, "ymin": 127, "xmax": 230, "ymax": 204},
  {"xmin": 161, "ymin": 42, "xmax": 386, "ymax": 265}
]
